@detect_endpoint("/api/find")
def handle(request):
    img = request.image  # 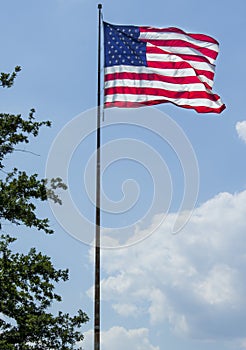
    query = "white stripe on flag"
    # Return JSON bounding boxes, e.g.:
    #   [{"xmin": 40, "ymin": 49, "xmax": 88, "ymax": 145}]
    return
[
  {"xmin": 105, "ymin": 93, "xmax": 224, "ymax": 109},
  {"xmin": 104, "ymin": 66, "xmax": 214, "ymax": 88},
  {"xmin": 105, "ymin": 79, "xmax": 211, "ymax": 92},
  {"xmin": 139, "ymin": 31, "xmax": 219, "ymax": 52},
  {"xmin": 146, "ymin": 53, "xmax": 215, "ymax": 73}
]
